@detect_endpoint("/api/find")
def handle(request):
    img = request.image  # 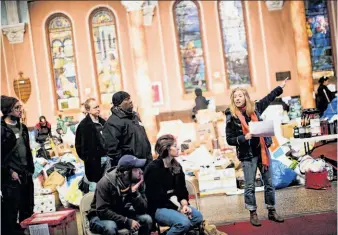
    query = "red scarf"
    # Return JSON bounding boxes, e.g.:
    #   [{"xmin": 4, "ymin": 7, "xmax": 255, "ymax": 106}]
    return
[
  {"xmin": 235, "ymin": 109, "xmax": 270, "ymax": 168},
  {"xmin": 35, "ymin": 122, "xmax": 51, "ymax": 130}
]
